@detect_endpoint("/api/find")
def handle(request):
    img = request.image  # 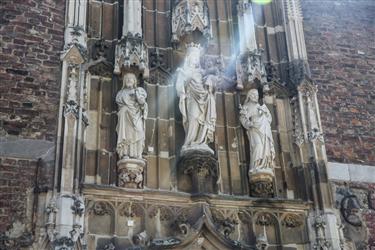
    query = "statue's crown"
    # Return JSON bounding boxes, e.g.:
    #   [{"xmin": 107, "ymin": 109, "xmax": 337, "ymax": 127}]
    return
[{"xmin": 186, "ymin": 42, "xmax": 201, "ymax": 54}]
